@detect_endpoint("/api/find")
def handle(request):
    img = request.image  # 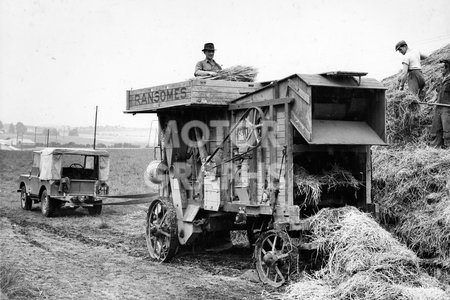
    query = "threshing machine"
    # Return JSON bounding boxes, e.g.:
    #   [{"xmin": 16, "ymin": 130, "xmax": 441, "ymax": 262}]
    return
[{"xmin": 125, "ymin": 72, "xmax": 386, "ymax": 286}]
